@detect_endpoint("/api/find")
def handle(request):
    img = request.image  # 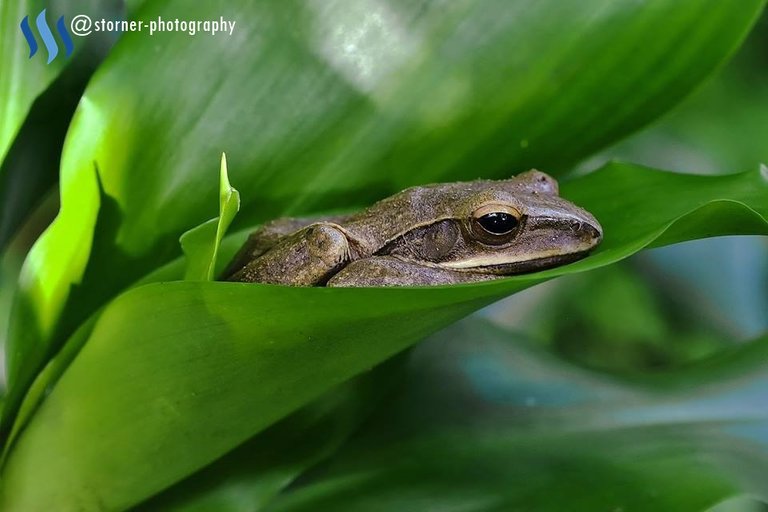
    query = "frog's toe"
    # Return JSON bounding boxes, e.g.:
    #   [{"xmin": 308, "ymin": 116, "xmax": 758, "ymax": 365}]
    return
[{"xmin": 305, "ymin": 223, "xmax": 351, "ymax": 267}]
